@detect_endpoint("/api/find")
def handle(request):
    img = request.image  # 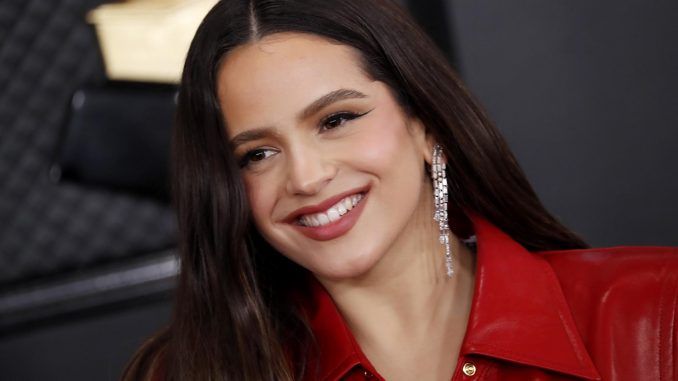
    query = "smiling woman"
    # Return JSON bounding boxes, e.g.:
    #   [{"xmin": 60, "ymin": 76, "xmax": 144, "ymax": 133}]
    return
[
  {"xmin": 218, "ymin": 33, "xmax": 435, "ymax": 279},
  {"xmin": 122, "ymin": 1, "xmax": 677, "ymax": 381}
]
